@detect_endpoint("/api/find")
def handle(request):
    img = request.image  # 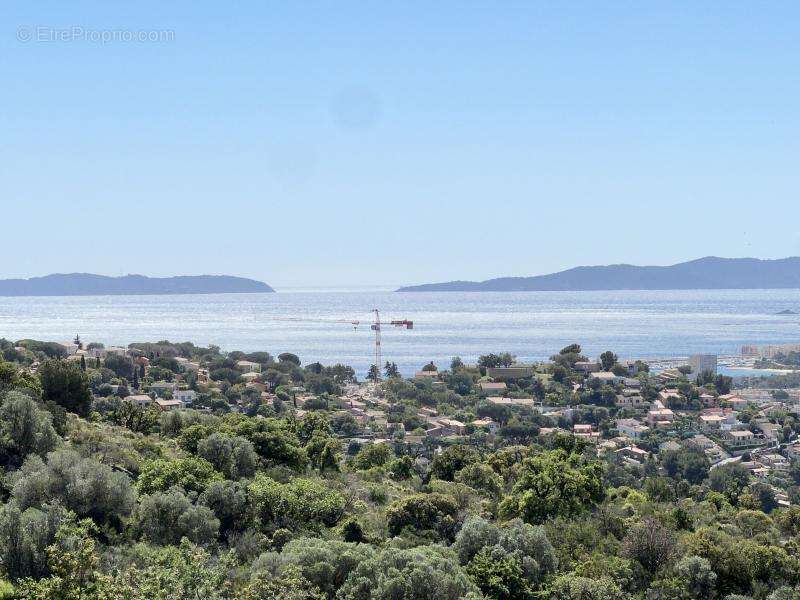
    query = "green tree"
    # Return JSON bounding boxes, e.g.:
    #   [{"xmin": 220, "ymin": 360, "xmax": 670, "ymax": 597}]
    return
[
  {"xmin": 197, "ymin": 433, "xmax": 258, "ymax": 480},
  {"xmin": 467, "ymin": 546, "xmax": 529, "ymax": 600},
  {"xmin": 137, "ymin": 456, "xmax": 223, "ymax": 495},
  {"xmin": 0, "ymin": 502, "xmax": 66, "ymax": 581},
  {"xmin": 430, "ymin": 445, "xmax": 481, "ymax": 482},
  {"xmin": 384, "ymin": 362, "xmax": 400, "ymax": 378},
  {"xmin": 661, "ymin": 446, "xmax": 710, "ymax": 485},
  {"xmin": 336, "ymin": 546, "xmax": 480, "ymax": 600},
  {"xmin": 133, "ymin": 488, "xmax": 220, "ymax": 545},
  {"xmin": 547, "ymin": 574, "xmax": 629, "ymax": 600},
  {"xmin": 248, "ymin": 475, "xmax": 346, "ymax": 531},
  {"xmin": 367, "ymin": 365, "xmax": 379, "ymax": 382},
  {"xmin": 12, "ymin": 449, "xmax": 135, "ymax": 528},
  {"xmin": 386, "ymin": 492, "xmax": 459, "ymax": 538},
  {"xmin": 499, "ymin": 450, "xmax": 604, "ymax": 524},
  {"xmin": 350, "ymin": 442, "xmax": 392, "ymax": 471},
  {"xmin": 38, "ymin": 359, "xmax": 92, "ymax": 416},
  {"xmin": 600, "ymin": 351, "xmax": 617, "ymax": 371},
  {"xmin": 14, "ymin": 517, "xmax": 113, "ymax": 599},
  {"xmin": 0, "ymin": 391, "xmax": 60, "ymax": 469}
]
